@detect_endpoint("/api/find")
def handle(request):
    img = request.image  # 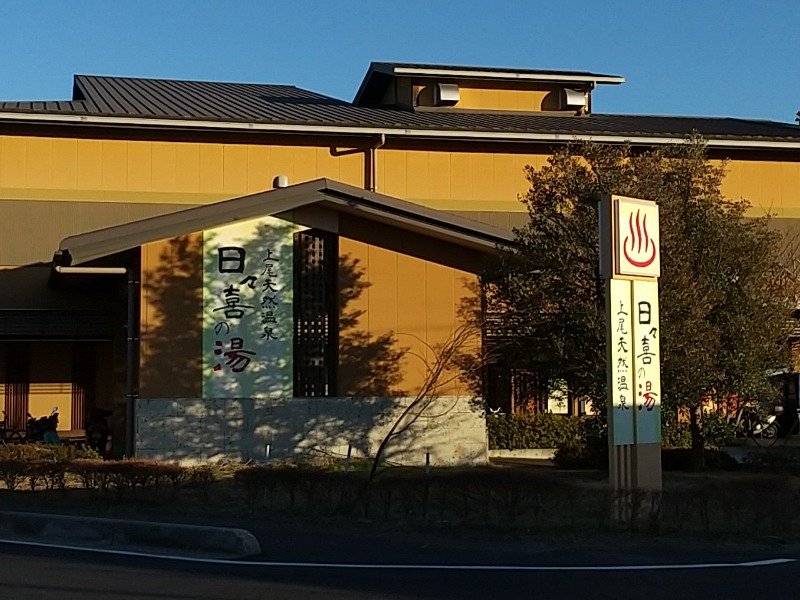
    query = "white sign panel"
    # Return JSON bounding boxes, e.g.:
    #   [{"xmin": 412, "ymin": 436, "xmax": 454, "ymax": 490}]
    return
[
  {"xmin": 608, "ymin": 278, "xmax": 634, "ymax": 445},
  {"xmin": 615, "ymin": 197, "xmax": 660, "ymax": 278},
  {"xmin": 632, "ymin": 279, "xmax": 661, "ymax": 443},
  {"xmin": 202, "ymin": 216, "xmax": 294, "ymax": 399}
]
